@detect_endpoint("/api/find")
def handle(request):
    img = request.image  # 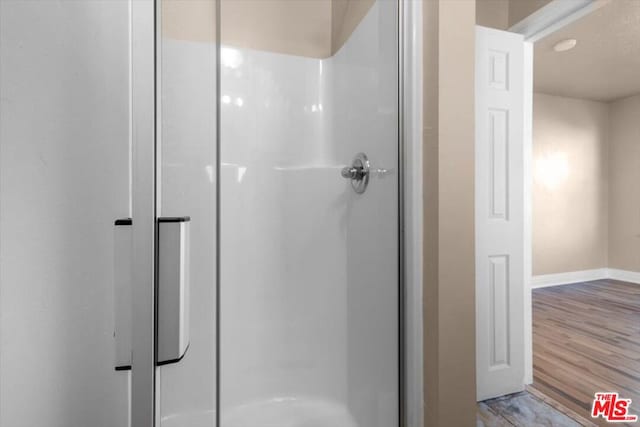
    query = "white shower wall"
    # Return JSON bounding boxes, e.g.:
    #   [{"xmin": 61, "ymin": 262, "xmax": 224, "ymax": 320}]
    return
[
  {"xmin": 220, "ymin": 45, "xmax": 348, "ymax": 410},
  {"xmin": 220, "ymin": 1, "xmax": 398, "ymax": 425},
  {"xmin": 158, "ymin": 37, "xmax": 217, "ymax": 427},
  {"xmin": 328, "ymin": 1, "xmax": 399, "ymax": 424}
]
